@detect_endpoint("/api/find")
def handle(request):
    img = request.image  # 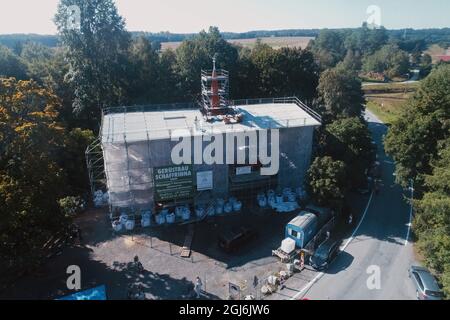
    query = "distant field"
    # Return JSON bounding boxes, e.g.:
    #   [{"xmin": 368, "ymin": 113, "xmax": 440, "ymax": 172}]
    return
[
  {"xmin": 161, "ymin": 36, "xmax": 314, "ymax": 51},
  {"xmin": 228, "ymin": 36, "xmax": 314, "ymax": 50}
]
